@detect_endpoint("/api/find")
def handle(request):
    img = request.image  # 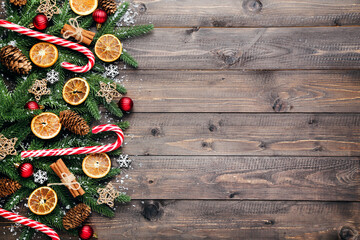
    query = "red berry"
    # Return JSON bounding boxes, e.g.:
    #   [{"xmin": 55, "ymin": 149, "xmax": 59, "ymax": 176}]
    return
[
  {"xmin": 18, "ymin": 163, "xmax": 34, "ymax": 178},
  {"xmin": 33, "ymin": 14, "xmax": 48, "ymax": 31},
  {"xmin": 25, "ymin": 101, "xmax": 40, "ymax": 110},
  {"xmin": 118, "ymin": 97, "xmax": 133, "ymax": 112},
  {"xmin": 79, "ymin": 225, "xmax": 94, "ymax": 240}
]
